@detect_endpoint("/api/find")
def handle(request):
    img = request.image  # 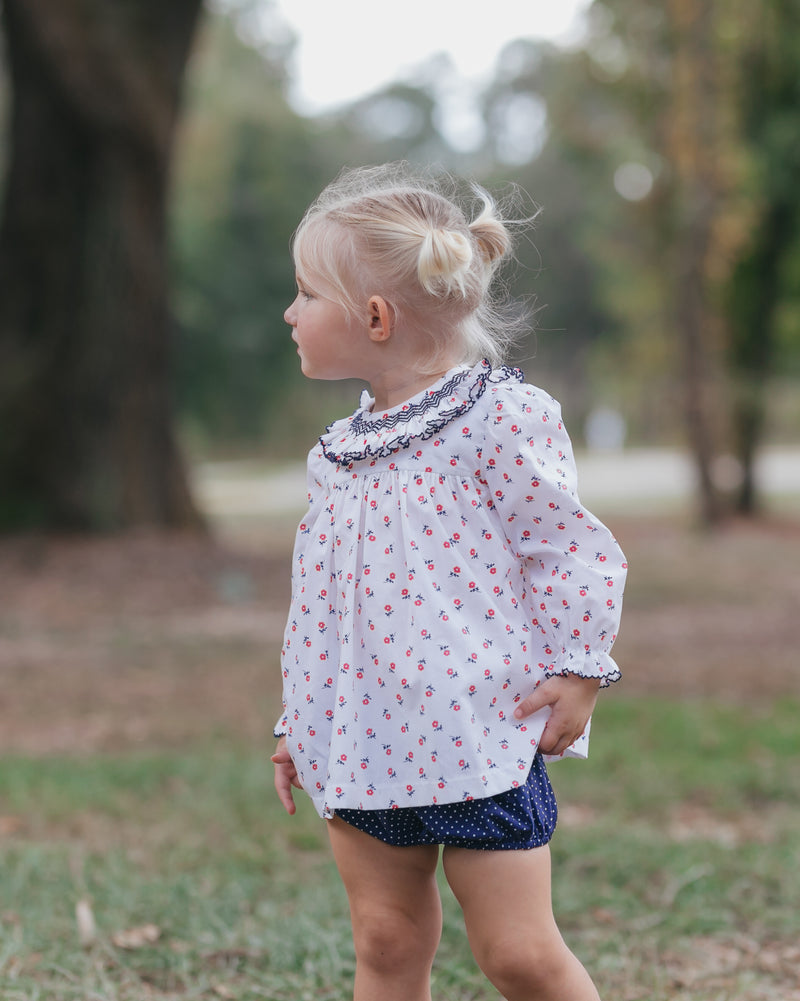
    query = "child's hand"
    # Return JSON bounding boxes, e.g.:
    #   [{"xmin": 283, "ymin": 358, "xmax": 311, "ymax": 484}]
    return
[
  {"xmin": 513, "ymin": 675, "xmax": 601, "ymax": 756},
  {"xmin": 271, "ymin": 737, "xmax": 302, "ymax": 815}
]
